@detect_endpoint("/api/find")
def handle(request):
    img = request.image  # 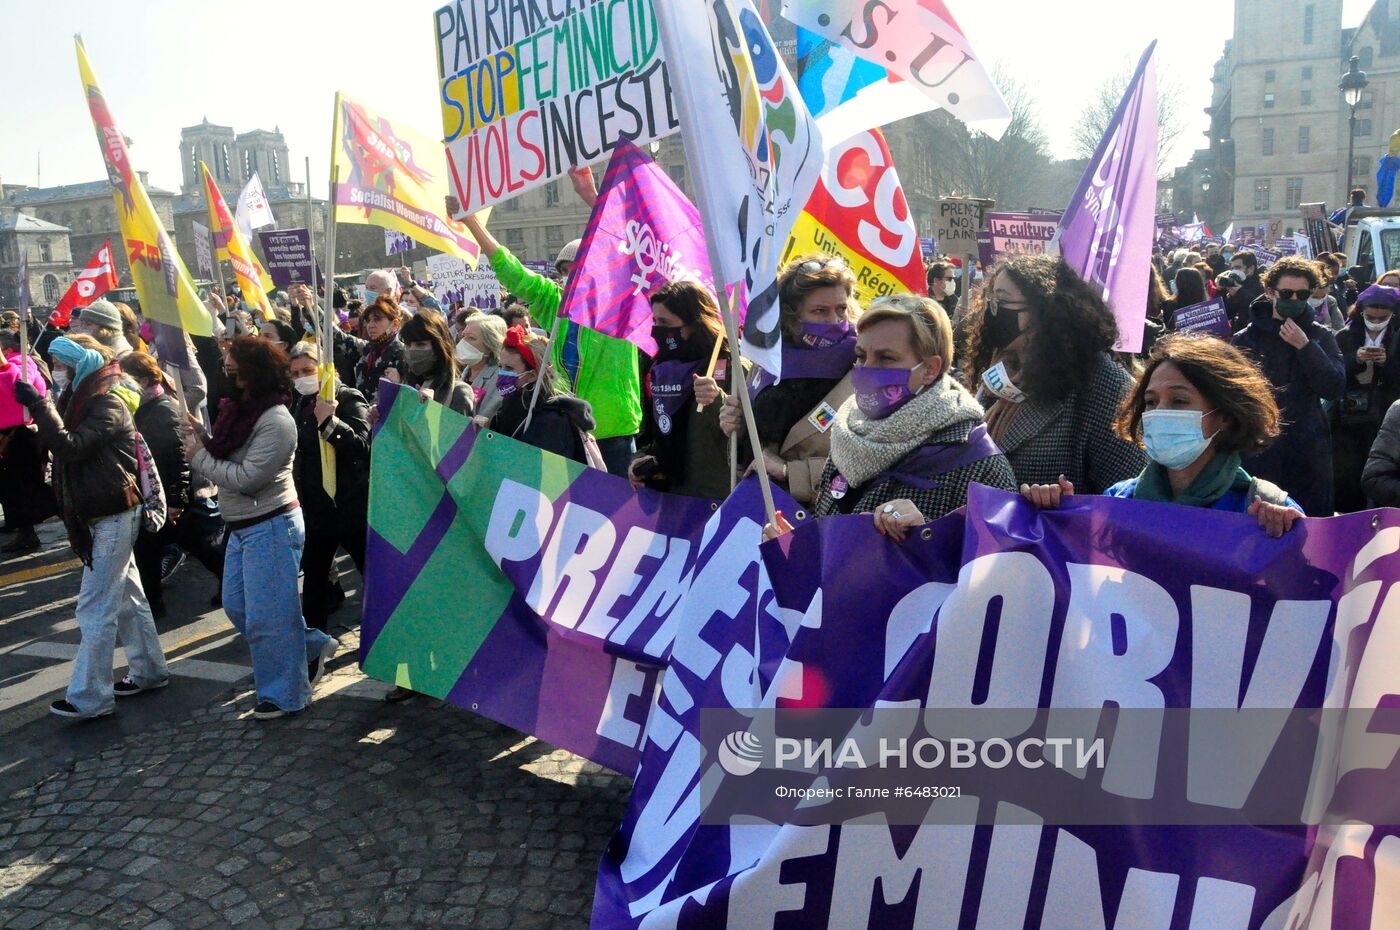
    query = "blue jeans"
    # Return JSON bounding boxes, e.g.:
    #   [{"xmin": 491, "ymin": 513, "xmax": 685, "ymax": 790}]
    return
[
  {"xmin": 68, "ymin": 507, "xmax": 169, "ymax": 716},
  {"xmin": 222, "ymin": 510, "xmax": 332, "ymax": 712},
  {"xmin": 596, "ymin": 434, "xmax": 637, "ymax": 478}
]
